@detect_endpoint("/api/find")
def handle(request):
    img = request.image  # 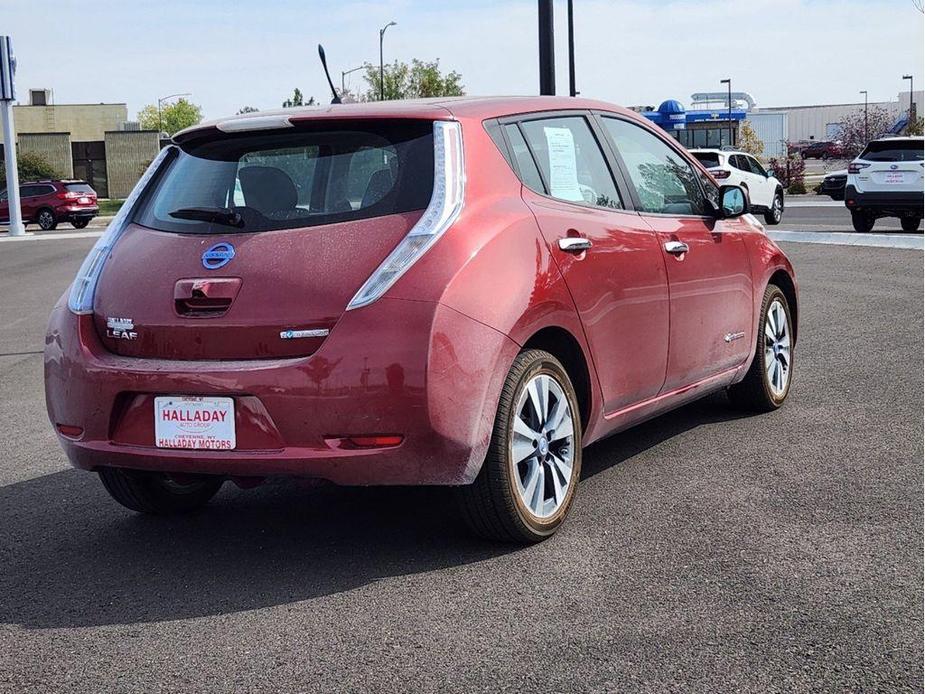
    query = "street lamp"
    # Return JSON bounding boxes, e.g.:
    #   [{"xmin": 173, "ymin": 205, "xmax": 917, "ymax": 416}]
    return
[
  {"xmin": 157, "ymin": 92, "xmax": 191, "ymax": 136},
  {"xmin": 903, "ymin": 74, "xmax": 914, "ymax": 121},
  {"xmin": 341, "ymin": 66, "xmax": 365, "ymax": 99},
  {"xmin": 859, "ymin": 90, "xmax": 868, "ymax": 142},
  {"xmin": 720, "ymin": 78, "xmax": 732, "ymax": 147},
  {"xmin": 379, "ymin": 21, "xmax": 397, "ymax": 101}
]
